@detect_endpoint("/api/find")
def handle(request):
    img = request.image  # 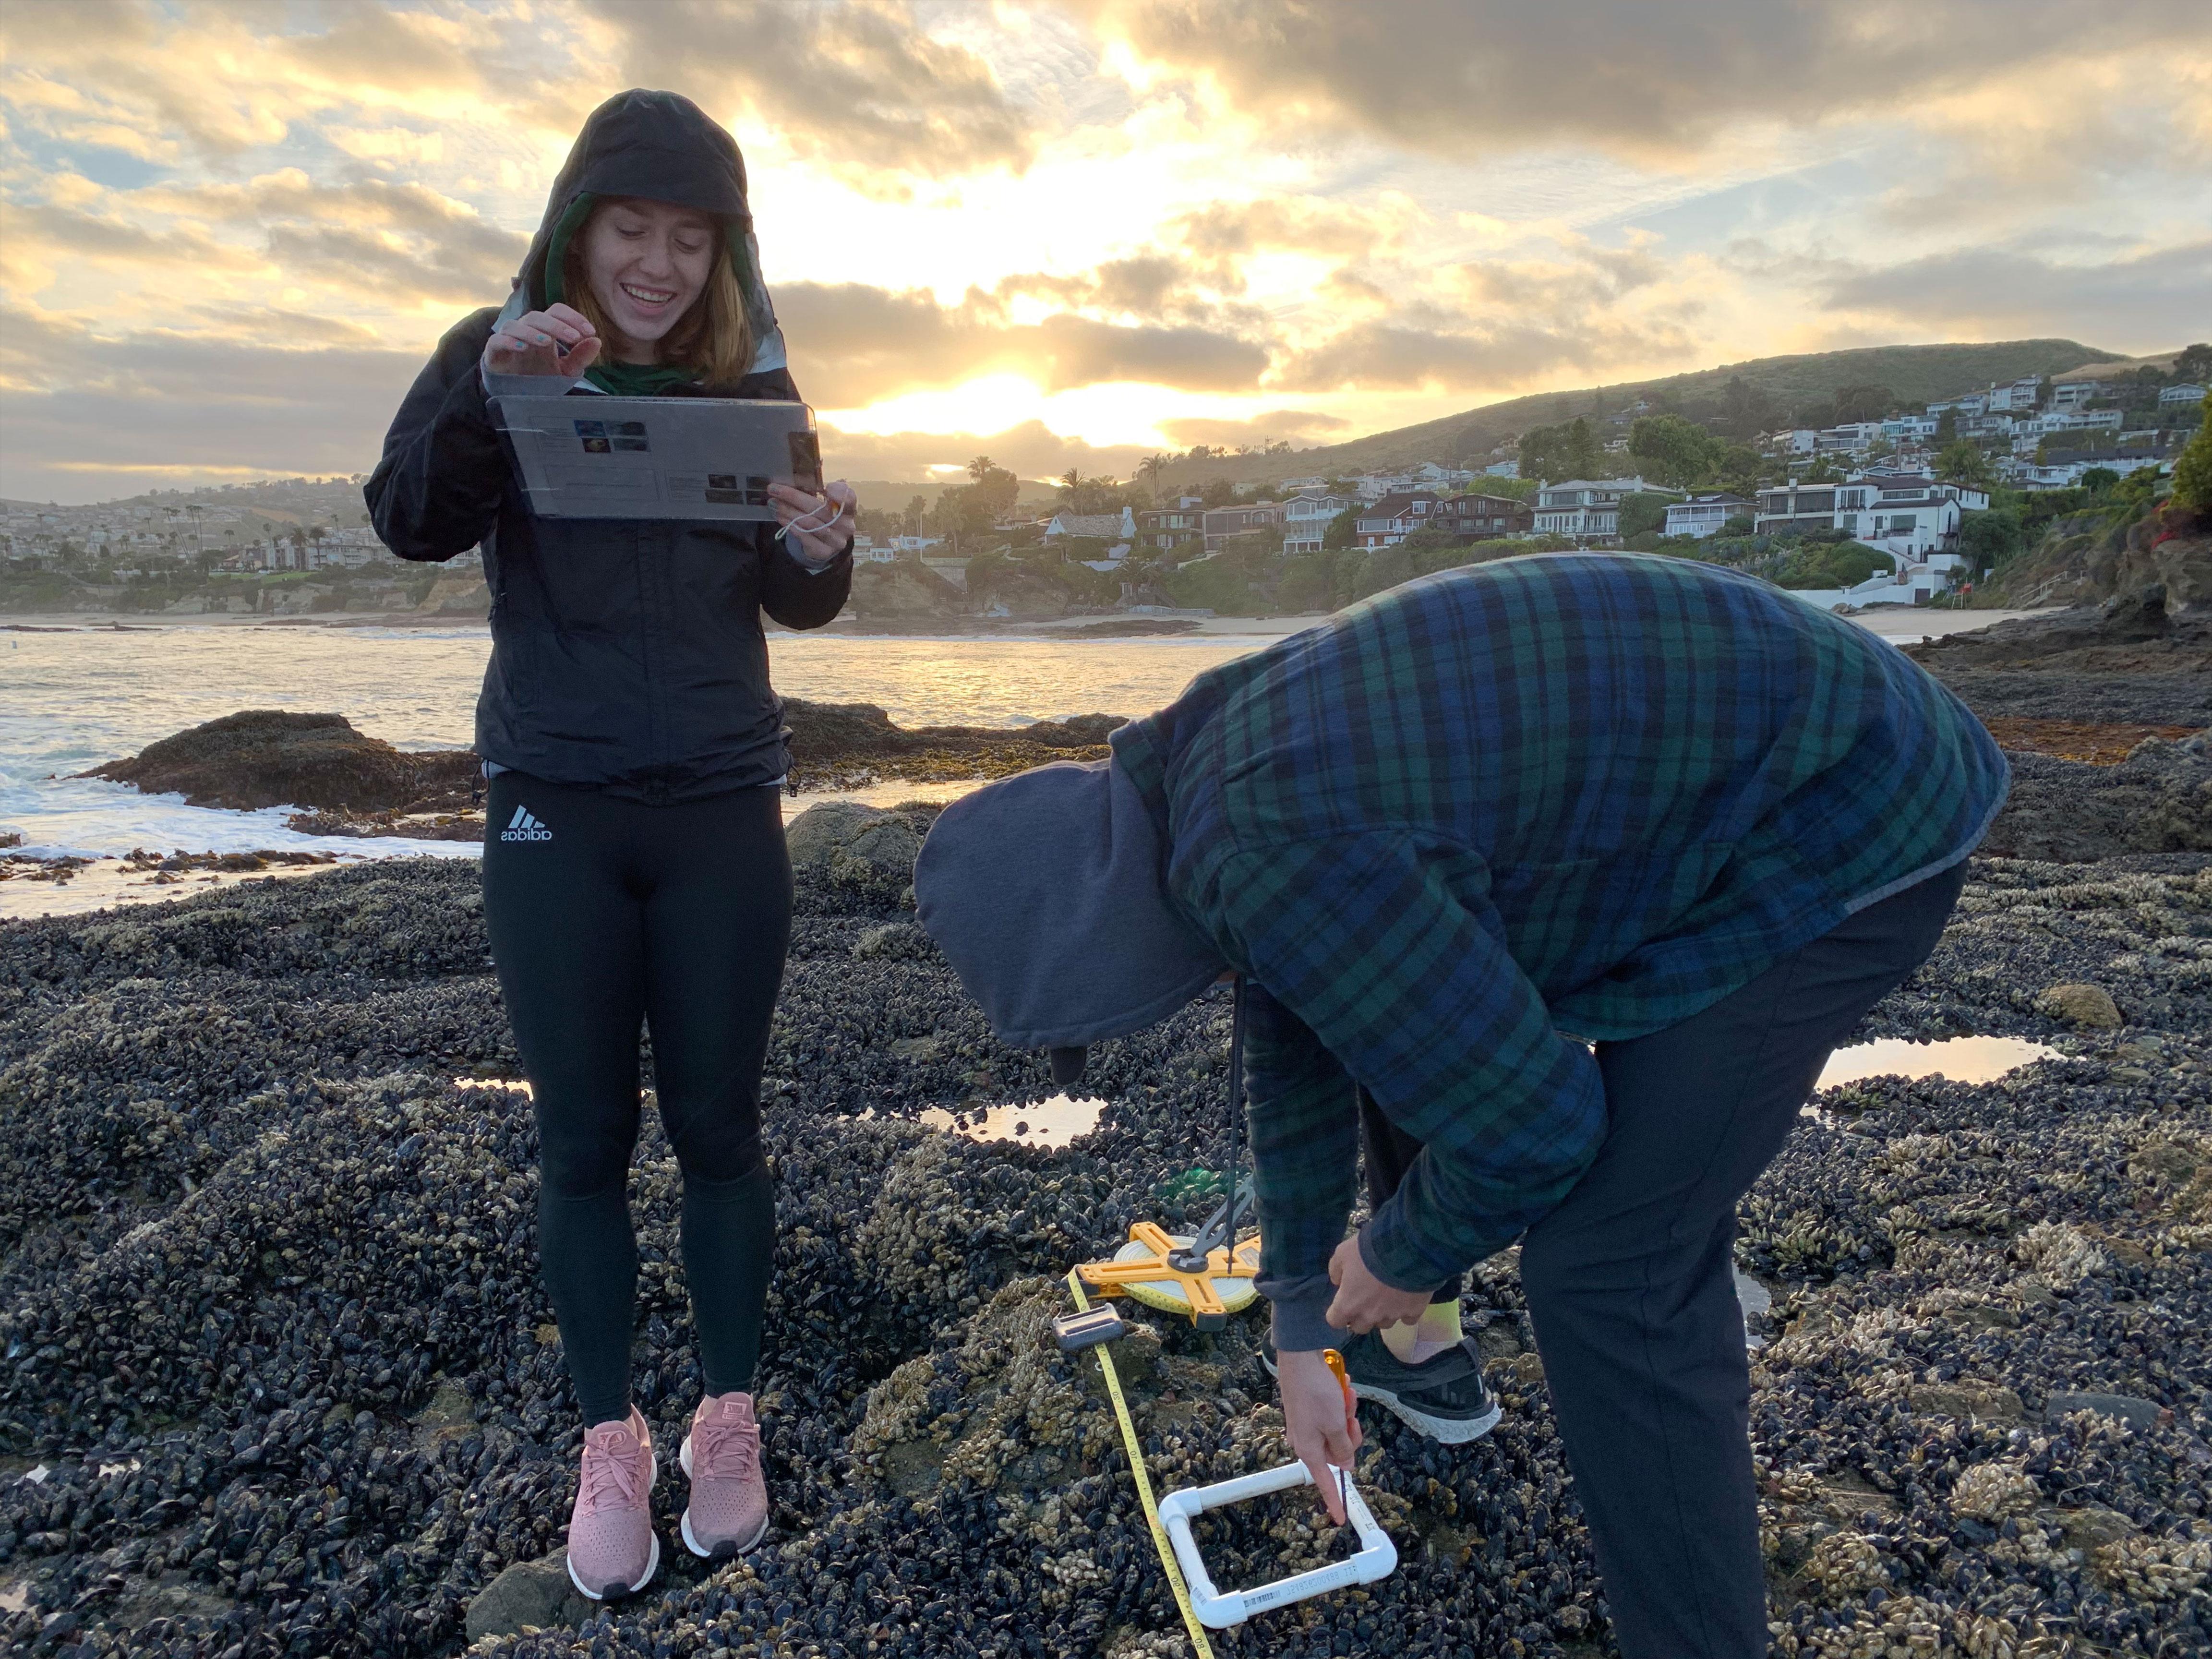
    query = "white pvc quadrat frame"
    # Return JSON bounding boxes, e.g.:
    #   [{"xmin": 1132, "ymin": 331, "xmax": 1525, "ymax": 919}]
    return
[{"xmin": 1155, "ymin": 1458, "xmax": 1398, "ymax": 1629}]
